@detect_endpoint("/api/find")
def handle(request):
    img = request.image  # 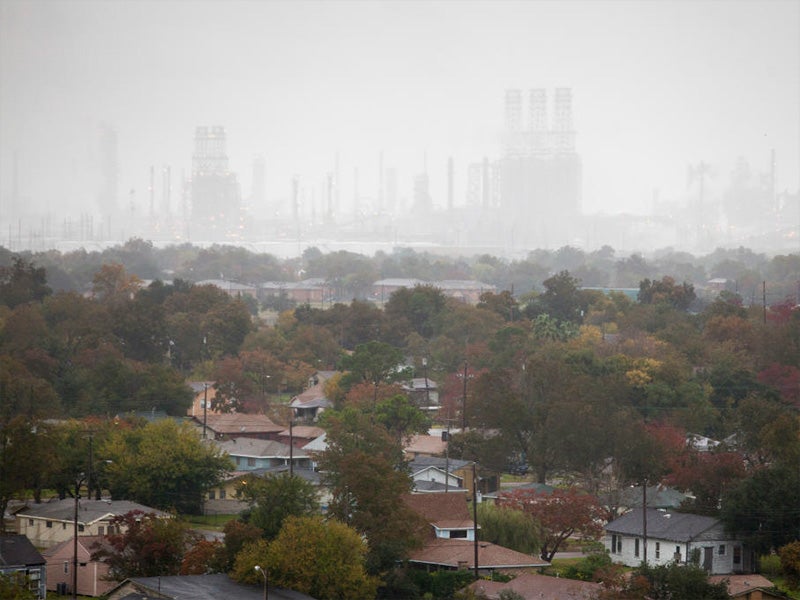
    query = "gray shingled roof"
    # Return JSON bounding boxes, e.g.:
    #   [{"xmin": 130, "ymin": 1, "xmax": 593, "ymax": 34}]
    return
[
  {"xmin": 0, "ymin": 535, "xmax": 45, "ymax": 567},
  {"xmin": 408, "ymin": 456, "xmax": 472, "ymax": 473},
  {"xmin": 605, "ymin": 508, "xmax": 722, "ymax": 542},
  {"xmin": 216, "ymin": 438, "xmax": 307, "ymax": 459},
  {"xmin": 17, "ymin": 499, "xmax": 167, "ymax": 524}
]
